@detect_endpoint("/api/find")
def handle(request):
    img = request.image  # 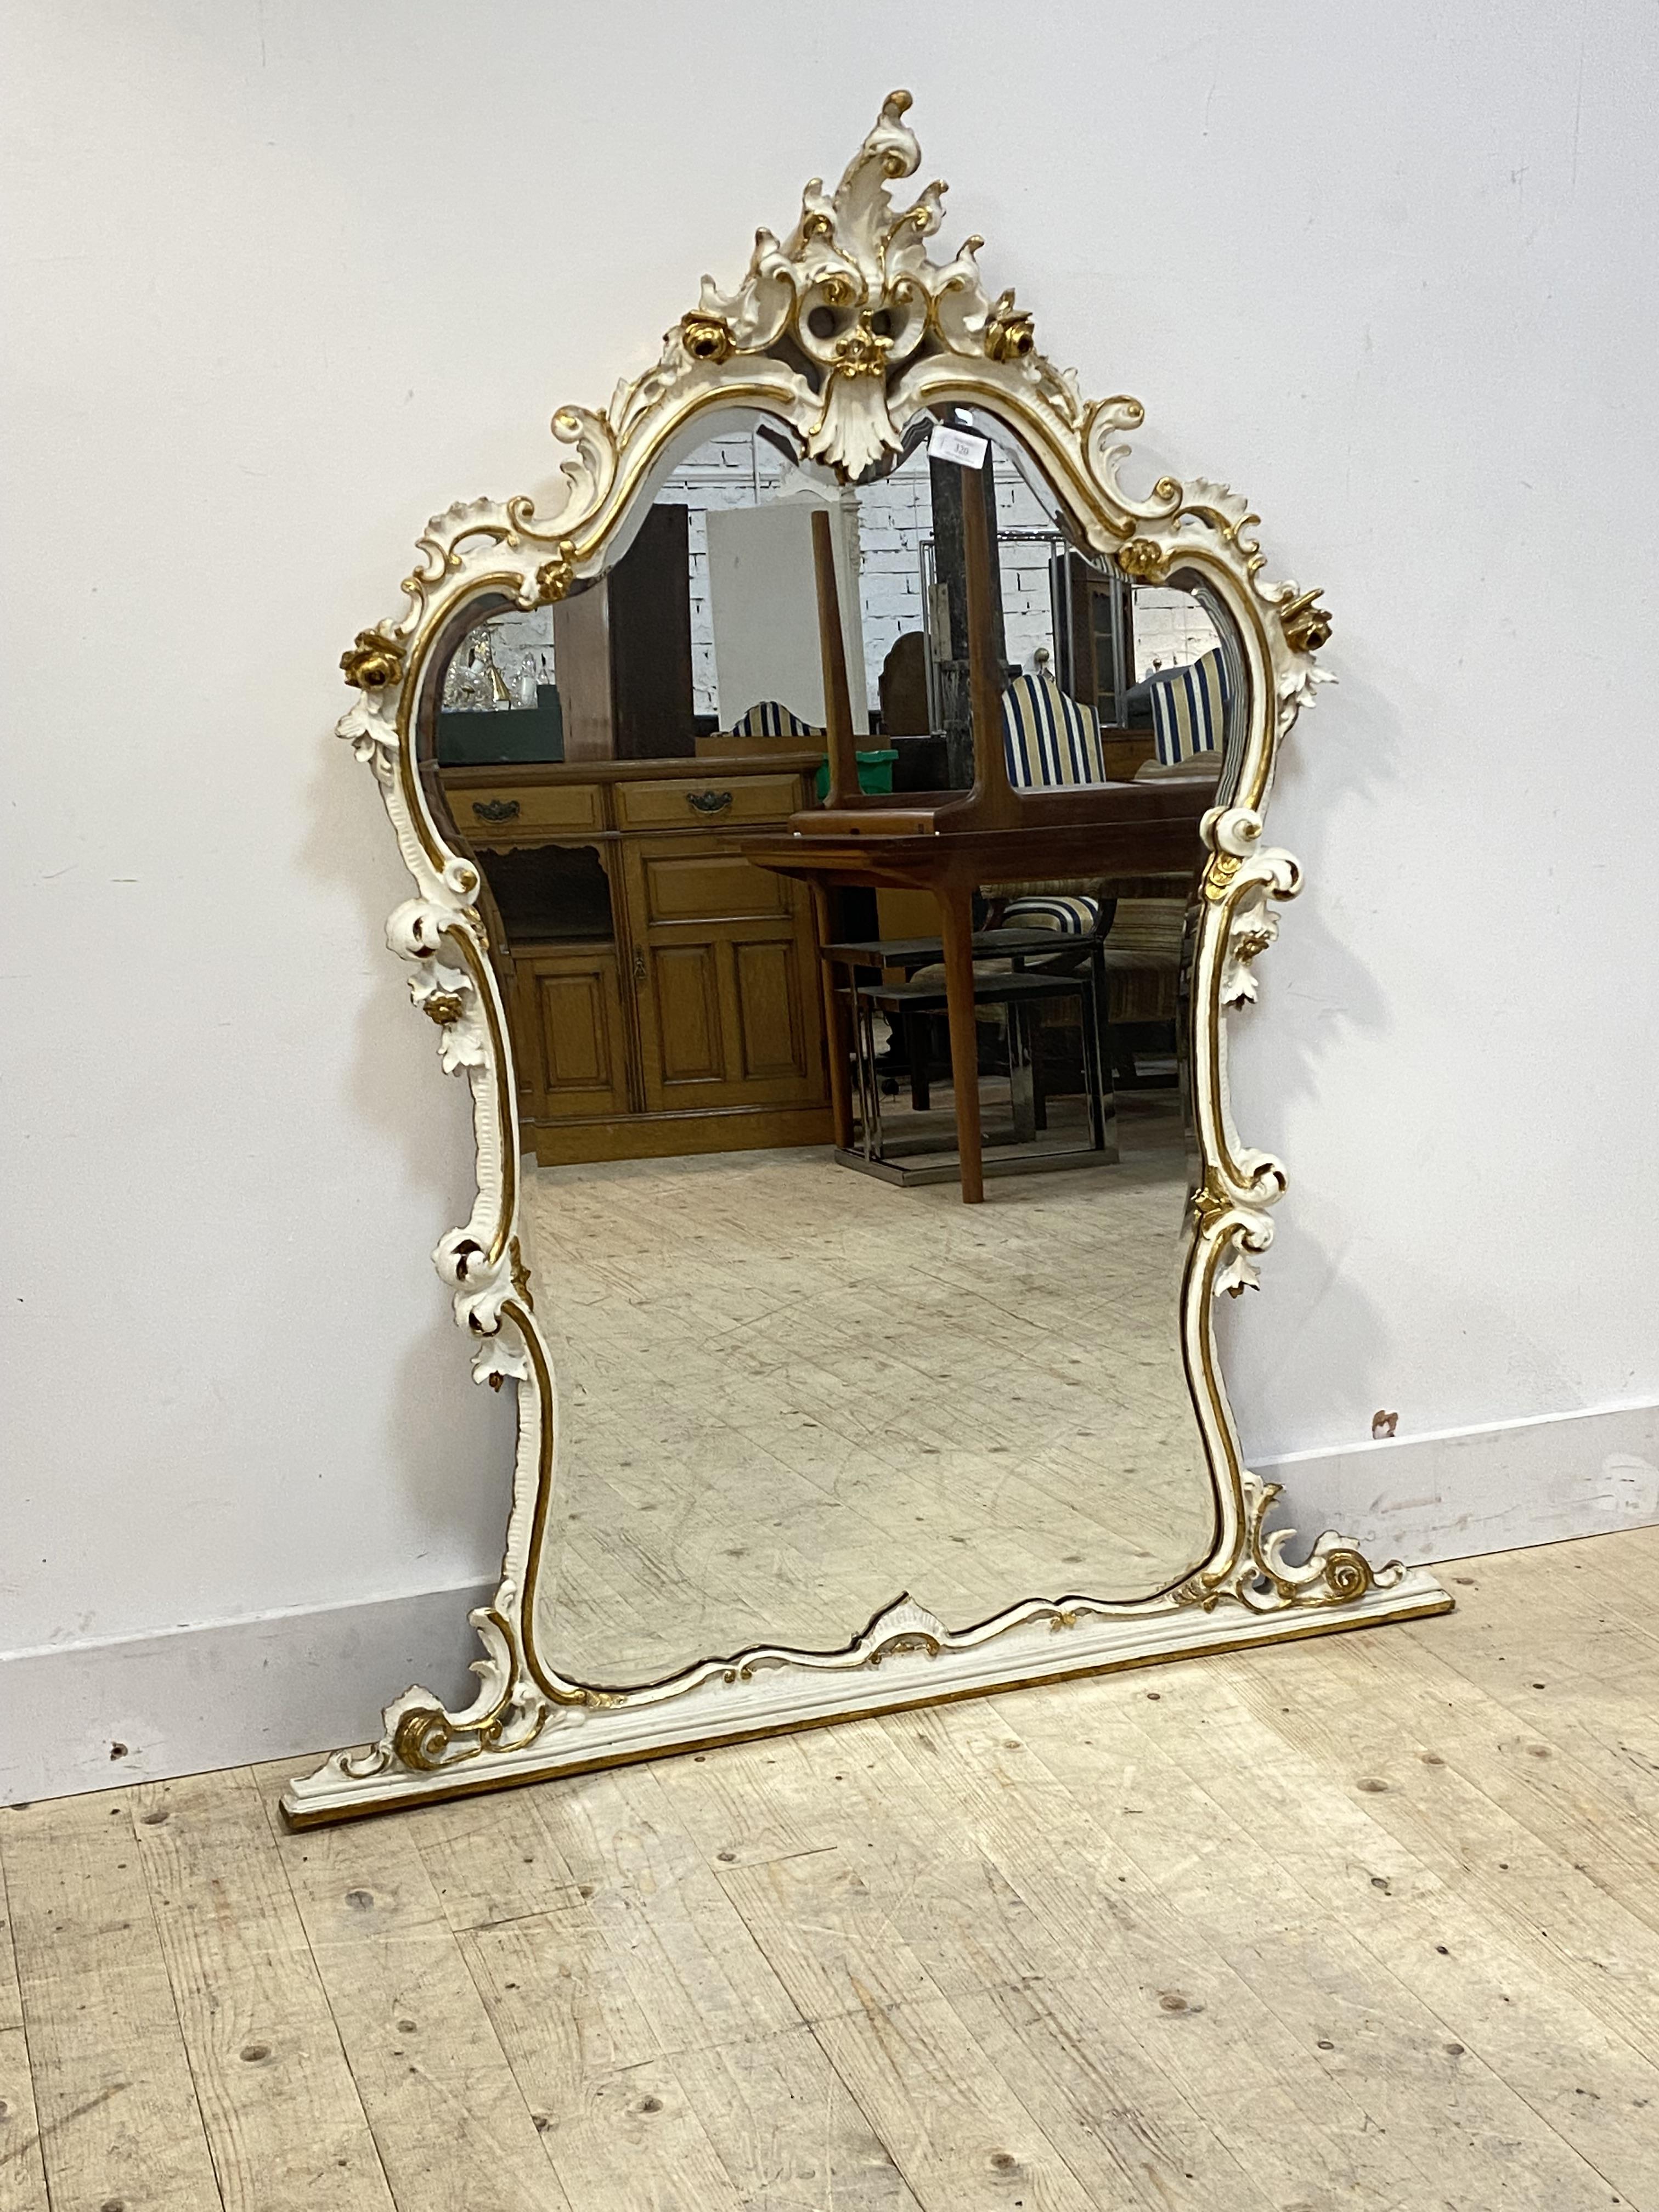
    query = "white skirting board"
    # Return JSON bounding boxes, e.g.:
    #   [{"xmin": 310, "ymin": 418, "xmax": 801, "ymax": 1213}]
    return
[
  {"xmin": 0, "ymin": 1582, "xmax": 493, "ymax": 1809},
  {"xmin": 6, "ymin": 1394, "xmax": 1656, "ymax": 1808},
  {"xmin": 1259, "ymin": 1398, "xmax": 1659, "ymax": 1565}
]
